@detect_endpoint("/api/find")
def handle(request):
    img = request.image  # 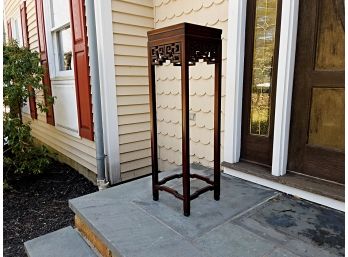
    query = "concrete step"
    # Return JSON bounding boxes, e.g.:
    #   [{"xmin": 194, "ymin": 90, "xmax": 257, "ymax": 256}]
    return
[{"xmin": 24, "ymin": 226, "xmax": 98, "ymax": 257}]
